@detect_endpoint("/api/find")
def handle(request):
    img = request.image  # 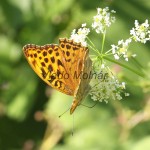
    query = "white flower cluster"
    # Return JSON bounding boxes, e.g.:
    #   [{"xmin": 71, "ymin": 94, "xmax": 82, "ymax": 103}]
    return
[
  {"xmin": 90, "ymin": 65, "xmax": 129, "ymax": 103},
  {"xmin": 130, "ymin": 19, "xmax": 150, "ymax": 43},
  {"xmin": 92, "ymin": 7, "xmax": 116, "ymax": 34},
  {"xmin": 111, "ymin": 38, "xmax": 132, "ymax": 61},
  {"xmin": 70, "ymin": 23, "xmax": 90, "ymax": 47},
  {"xmin": 110, "ymin": 19, "xmax": 150, "ymax": 61}
]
